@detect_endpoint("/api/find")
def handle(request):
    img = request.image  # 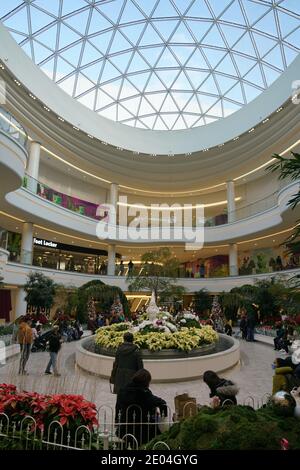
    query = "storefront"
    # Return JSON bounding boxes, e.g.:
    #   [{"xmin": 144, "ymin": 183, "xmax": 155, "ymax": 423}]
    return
[{"xmin": 32, "ymin": 238, "xmax": 121, "ymax": 275}]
